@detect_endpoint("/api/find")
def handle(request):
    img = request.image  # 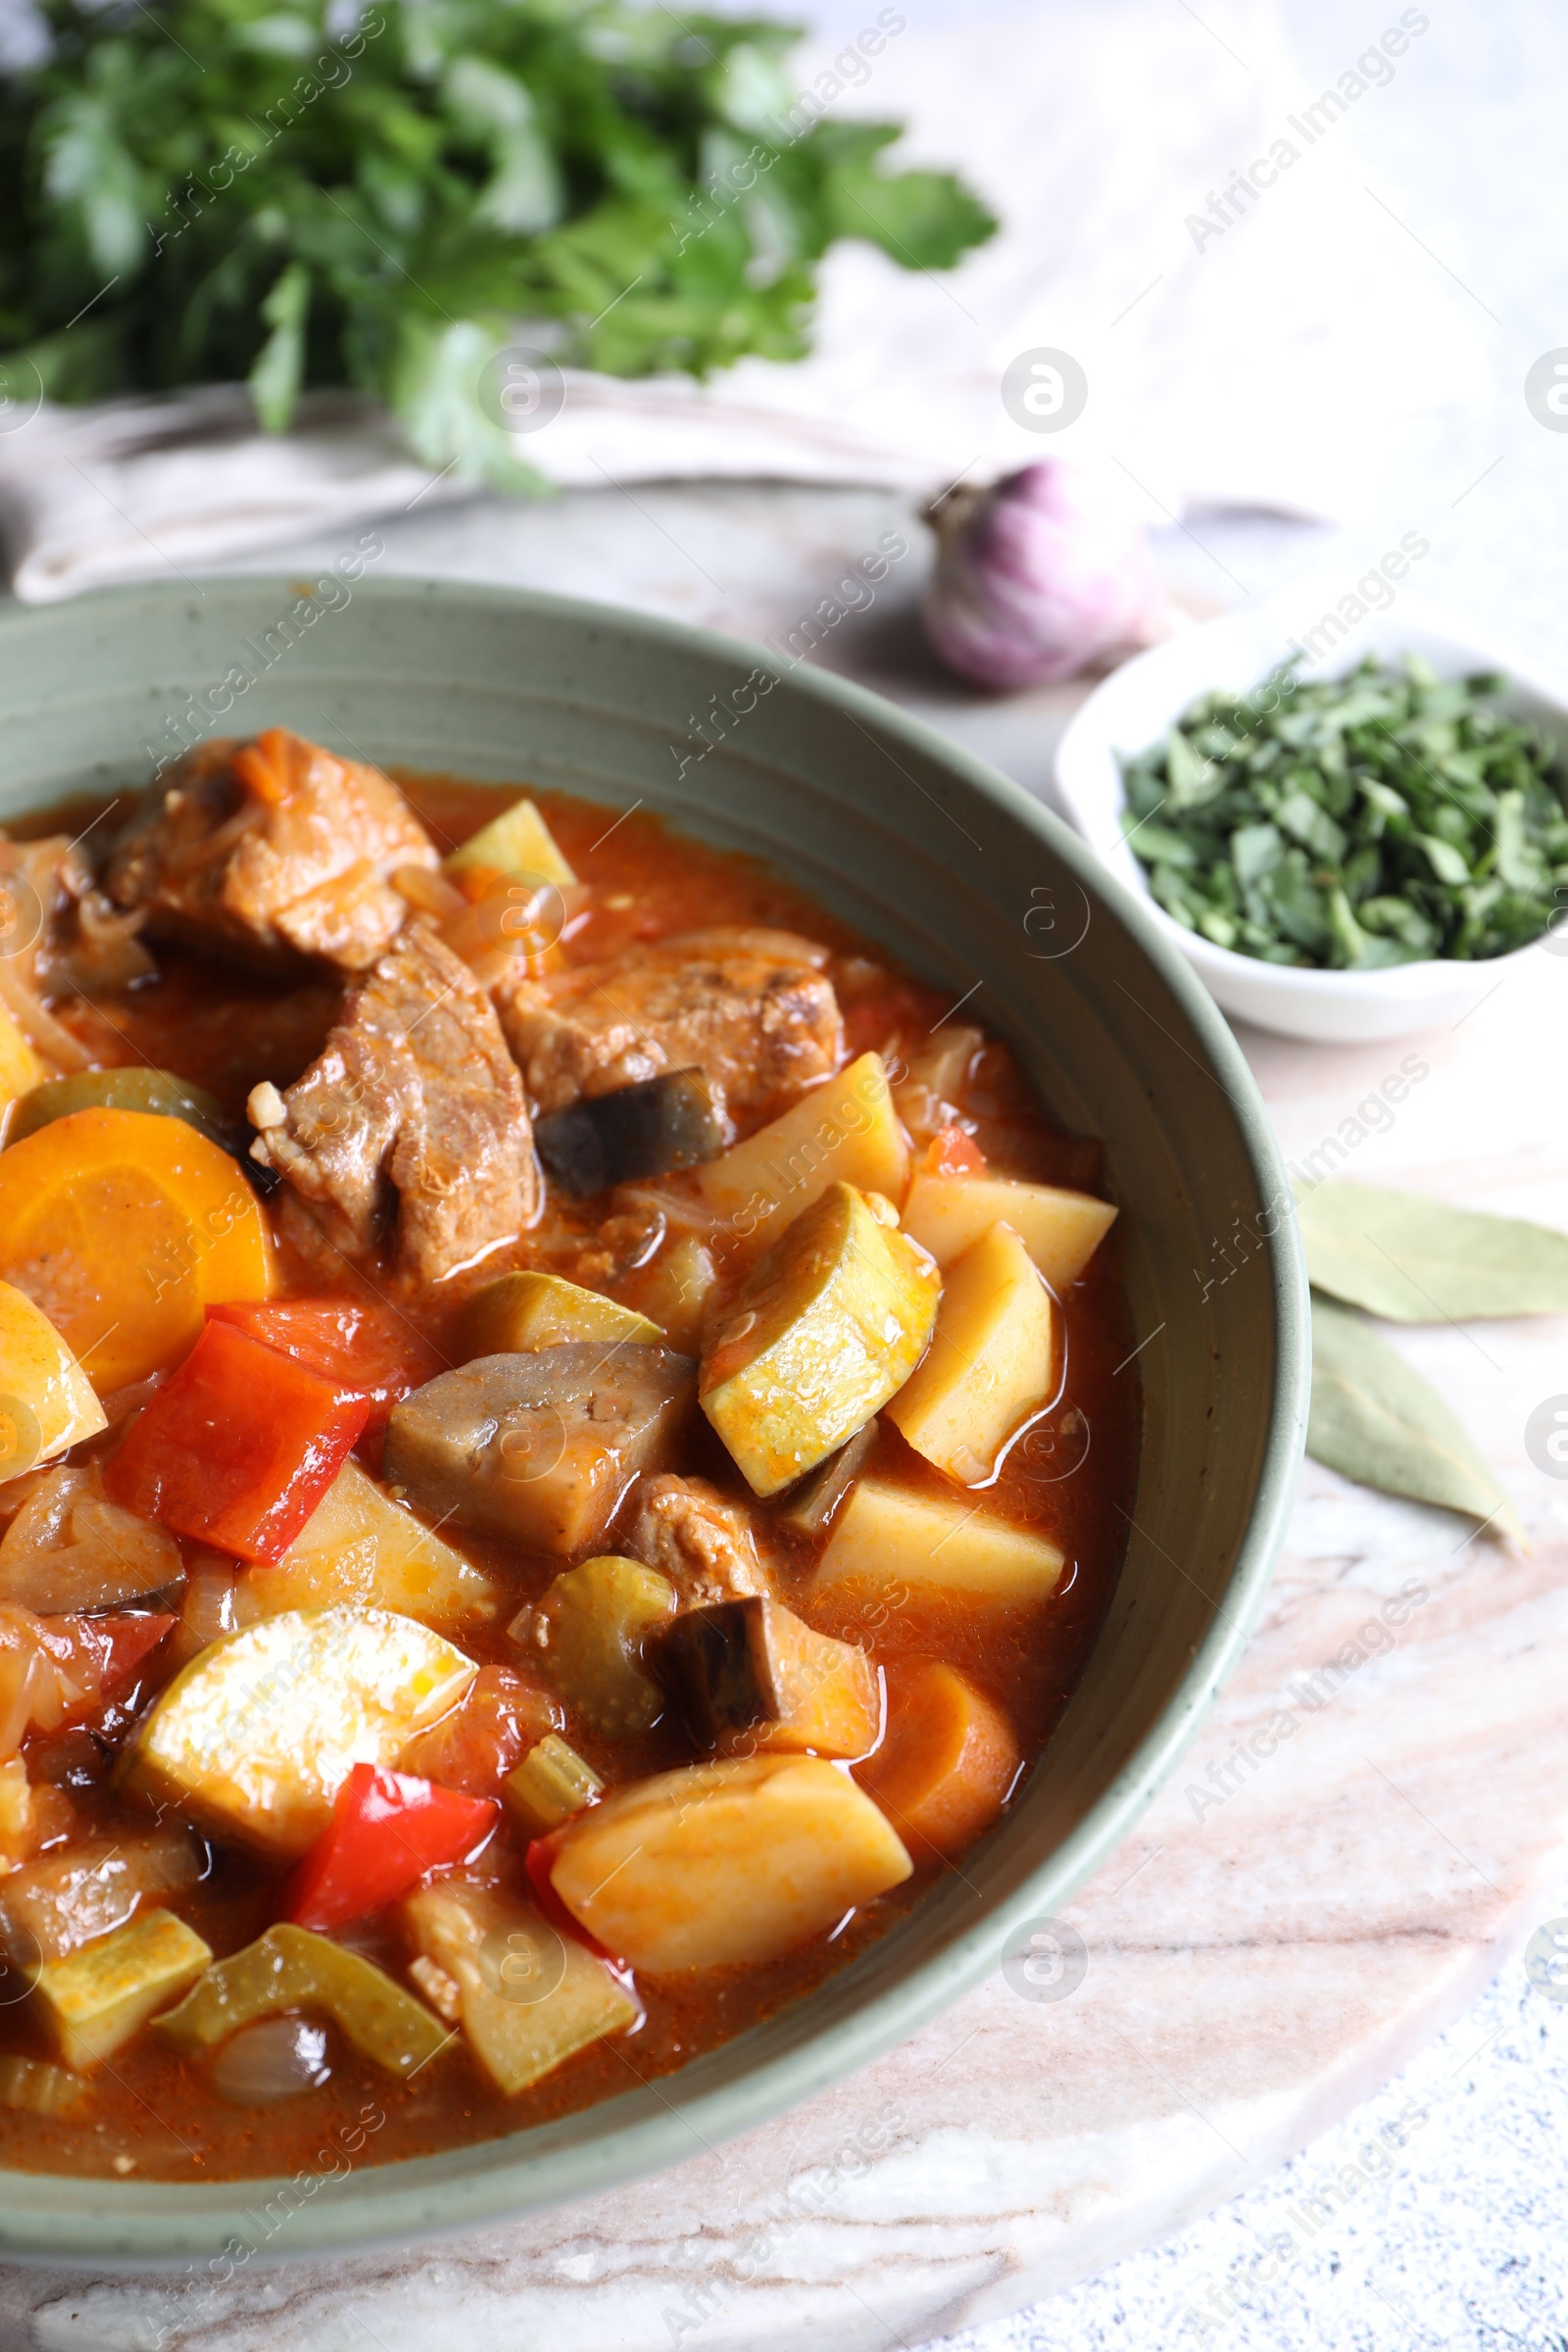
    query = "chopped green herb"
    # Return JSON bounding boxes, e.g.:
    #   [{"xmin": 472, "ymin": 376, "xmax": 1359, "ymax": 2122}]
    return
[{"xmin": 1120, "ymin": 656, "xmax": 1568, "ymax": 968}]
